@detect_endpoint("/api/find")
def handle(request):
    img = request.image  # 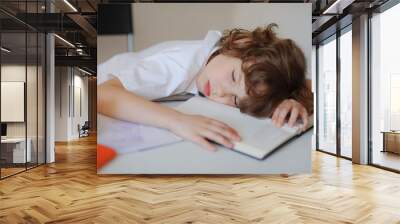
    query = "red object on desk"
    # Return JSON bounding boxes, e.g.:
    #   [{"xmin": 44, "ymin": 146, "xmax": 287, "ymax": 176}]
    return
[{"xmin": 97, "ymin": 144, "xmax": 117, "ymax": 169}]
